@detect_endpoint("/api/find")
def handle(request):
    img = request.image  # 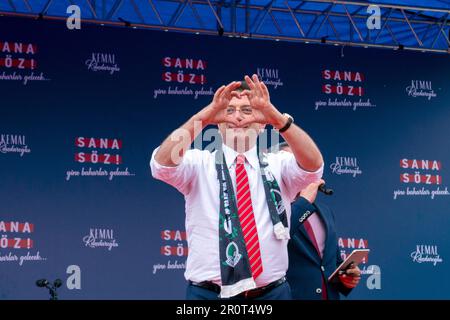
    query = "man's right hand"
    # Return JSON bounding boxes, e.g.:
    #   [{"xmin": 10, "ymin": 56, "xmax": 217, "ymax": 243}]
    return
[
  {"xmin": 299, "ymin": 179, "xmax": 325, "ymax": 204},
  {"xmin": 199, "ymin": 81, "xmax": 242, "ymax": 126}
]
